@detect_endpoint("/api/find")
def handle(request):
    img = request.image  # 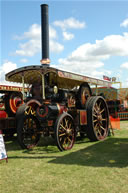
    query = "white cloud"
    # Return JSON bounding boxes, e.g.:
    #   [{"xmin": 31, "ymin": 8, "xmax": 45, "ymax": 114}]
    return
[
  {"xmin": 58, "ymin": 57, "xmax": 104, "ymax": 77},
  {"xmin": 57, "ymin": 33, "xmax": 128, "ymax": 78},
  {"xmin": 20, "ymin": 58, "xmax": 28, "ymax": 63},
  {"xmin": 120, "ymin": 62, "xmax": 128, "ymax": 69},
  {"xmin": 49, "ymin": 26, "xmax": 57, "ymax": 39},
  {"xmin": 0, "ymin": 61, "xmax": 17, "ymax": 83},
  {"xmin": 90, "ymin": 69, "xmax": 112, "ymax": 79},
  {"xmin": 1, "ymin": 61, "xmax": 17, "ymax": 74},
  {"xmin": 50, "ymin": 40, "xmax": 64, "ymax": 53},
  {"xmin": 15, "ymin": 39, "xmax": 40, "ymax": 57},
  {"xmin": 14, "ymin": 24, "xmax": 63, "ymax": 57},
  {"xmin": 90, "ymin": 71, "xmax": 106, "ymax": 78},
  {"xmin": 54, "ymin": 17, "xmax": 86, "ymax": 41},
  {"xmin": 87, "ymin": 33, "xmax": 128, "ymax": 58},
  {"xmin": 14, "ymin": 24, "xmax": 41, "ymax": 40},
  {"xmin": 14, "ymin": 24, "xmax": 57, "ymax": 40},
  {"xmin": 120, "ymin": 18, "xmax": 128, "ymax": 28},
  {"xmin": 63, "ymin": 31, "xmax": 74, "ymax": 40},
  {"xmin": 53, "ymin": 17, "xmax": 86, "ymax": 30}
]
